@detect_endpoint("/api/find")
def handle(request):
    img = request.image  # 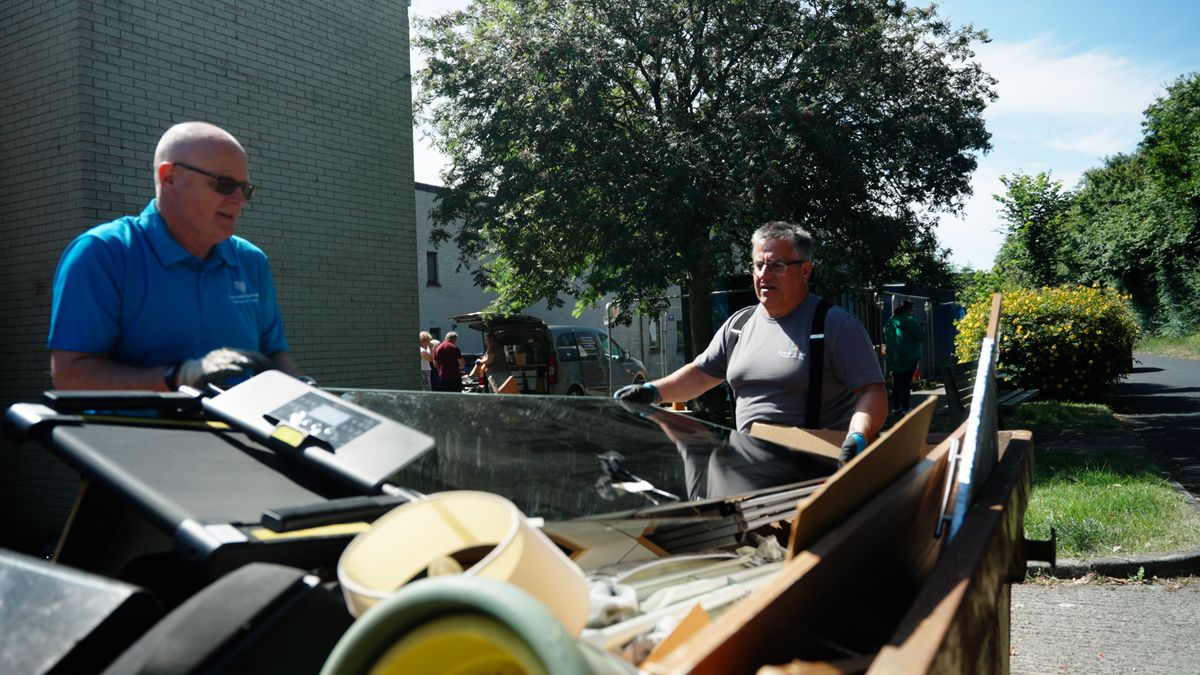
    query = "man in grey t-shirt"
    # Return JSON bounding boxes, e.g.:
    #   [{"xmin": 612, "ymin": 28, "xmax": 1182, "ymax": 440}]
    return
[{"xmin": 615, "ymin": 221, "xmax": 887, "ymax": 464}]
